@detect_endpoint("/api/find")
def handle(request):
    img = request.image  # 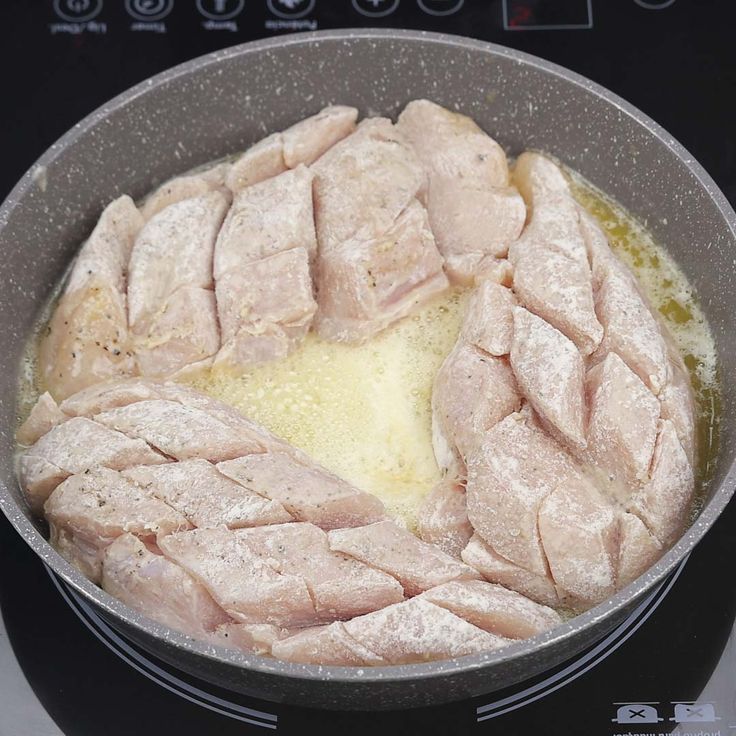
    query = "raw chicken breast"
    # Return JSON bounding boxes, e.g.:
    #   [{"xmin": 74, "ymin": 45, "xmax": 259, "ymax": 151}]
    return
[
  {"xmin": 659, "ymin": 342, "xmax": 697, "ymax": 466},
  {"xmin": 426, "ymin": 180, "xmax": 526, "ymax": 274},
  {"xmin": 209, "ymin": 623, "xmax": 288, "ymax": 656},
  {"xmin": 510, "ymin": 307, "xmax": 586, "ymax": 452},
  {"xmin": 342, "ymin": 598, "xmax": 508, "ymax": 665},
  {"xmin": 397, "ymin": 100, "xmax": 526, "ymax": 281},
  {"xmin": 419, "ymin": 580, "xmax": 562, "ymax": 639},
  {"xmin": 629, "ymin": 419, "xmax": 694, "ymax": 547},
  {"xmin": 216, "ymin": 166, "xmax": 320, "ymax": 365},
  {"xmin": 312, "ymin": 118, "xmax": 448, "ymax": 340},
  {"xmin": 102, "ymin": 533, "xmax": 230, "ymax": 635},
  {"xmin": 215, "ymin": 248, "xmax": 316, "ymax": 368},
  {"xmin": 226, "ymin": 134, "xmax": 286, "ymax": 192},
  {"xmin": 159, "ymin": 525, "xmax": 401, "ymax": 627},
  {"xmin": 591, "ymin": 244, "xmax": 670, "ymax": 395},
  {"xmin": 312, "ymin": 118, "xmax": 425, "ymax": 250},
  {"xmin": 461, "ymin": 534, "xmax": 560, "ymax": 608},
  {"xmin": 230, "ymin": 523, "xmax": 404, "ymax": 620},
  {"xmin": 59, "ymin": 377, "xmax": 163, "ymax": 416},
  {"xmin": 538, "ymin": 478, "xmax": 619, "ymax": 606},
  {"xmin": 58, "ymin": 378, "xmax": 277, "ymax": 455},
  {"xmin": 465, "ymin": 410, "xmax": 579, "ymax": 577},
  {"xmin": 271, "ymin": 623, "xmax": 386, "ymax": 666},
  {"xmin": 127, "ymin": 191, "xmax": 228, "ymax": 377},
  {"xmin": 618, "ymin": 512, "xmax": 662, "ymax": 588},
  {"xmin": 39, "ymin": 196, "xmax": 143, "ymax": 400},
  {"xmin": 315, "ymin": 199, "xmax": 448, "ymax": 342},
  {"xmin": 45, "ymin": 468, "xmax": 189, "ymax": 582},
  {"xmin": 16, "ymin": 392, "xmax": 67, "ymax": 446},
  {"xmin": 226, "ymin": 105, "xmax": 358, "ymax": 192},
  {"xmin": 217, "ymin": 451, "xmax": 385, "ymax": 530},
  {"xmin": 273, "ymin": 599, "xmax": 510, "ymax": 666},
  {"xmin": 460, "ymin": 280, "xmax": 516, "ymax": 357},
  {"xmin": 214, "ymin": 166, "xmax": 316, "ymax": 276},
  {"xmin": 18, "ymin": 416, "xmax": 166, "ymax": 512},
  {"xmin": 122, "ymin": 459, "xmax": 293, "ymax": 529},
  {"xmin": 432, "ymin": 344, "xmax": 520, "ymax": 474},
  {"xmin": 510, "ymin": 152, "xmax": 603, "ymax": 356},
  {"xmin": 140, "ymin": 162, "xmax": 231, "ymax": 221},
  {"xmin": 585, "ymin": 352, "xmax": 661, "ymax": 490},
  {"xmin": 282, "ymin": 105, "xmax": 359, "ymax": 168},
  {"xmin": 328, "ymin": 520, "xmax": 481, "ymax": 596},
  {"xmin": 134, "ymin": 286, "xmax": 219, "ymax": 378},
  {"xmin": 417, "ymin": 479, "xmax": 473, "ymax": 558},
  {"xmin": 444, "ymin": 253, "xmax": 514, "ymax": 288},
  {"xmin": 159, "ymin": 527, "xmax": 316, "ymax": 627},
  {"xmin": 93, "ymin": 399, "xmax": 263, "ymax": 462}
]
